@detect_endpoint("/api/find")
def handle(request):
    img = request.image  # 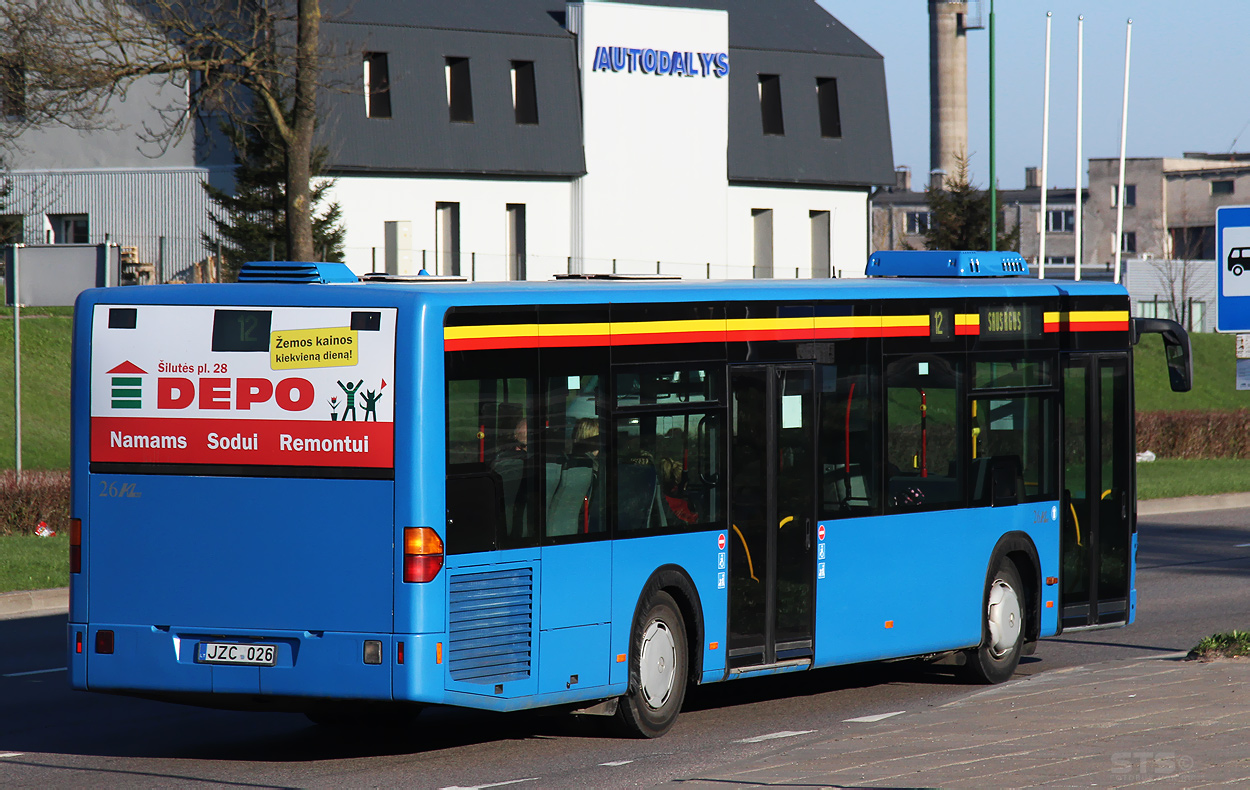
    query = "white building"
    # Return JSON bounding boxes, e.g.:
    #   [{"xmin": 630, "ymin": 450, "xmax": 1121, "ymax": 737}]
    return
[{"xmin": 320, "ymin": 0, "xmax": 894, "ymax": 280}]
